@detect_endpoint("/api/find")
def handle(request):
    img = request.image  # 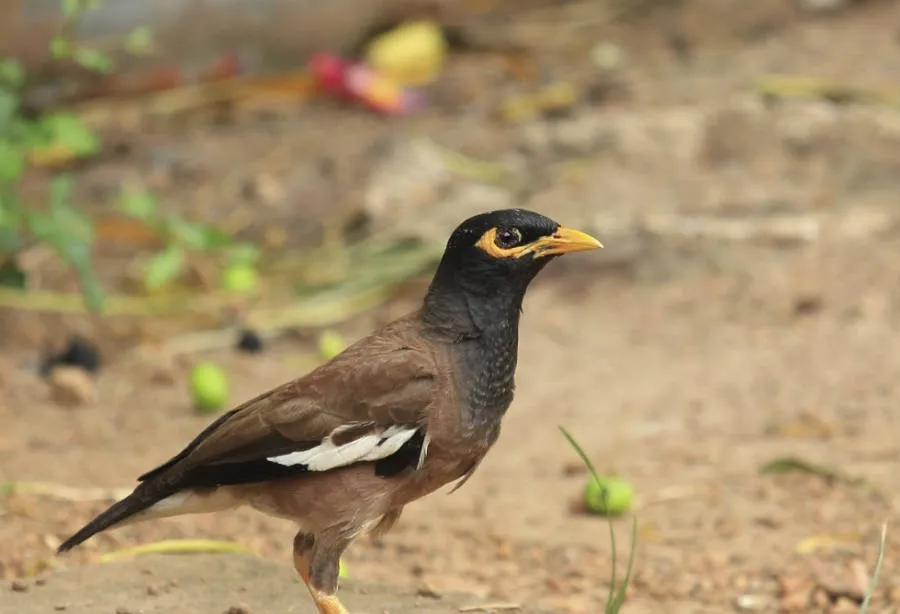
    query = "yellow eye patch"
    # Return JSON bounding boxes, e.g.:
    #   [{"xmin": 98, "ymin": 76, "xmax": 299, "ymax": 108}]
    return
[
  {"xmin": 475, "ymin": 226, "xmax": 603, "ymax": 259},
  {"xmin": 475, "ymin": 227, "xmax": 530, "ymax": 259}
]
